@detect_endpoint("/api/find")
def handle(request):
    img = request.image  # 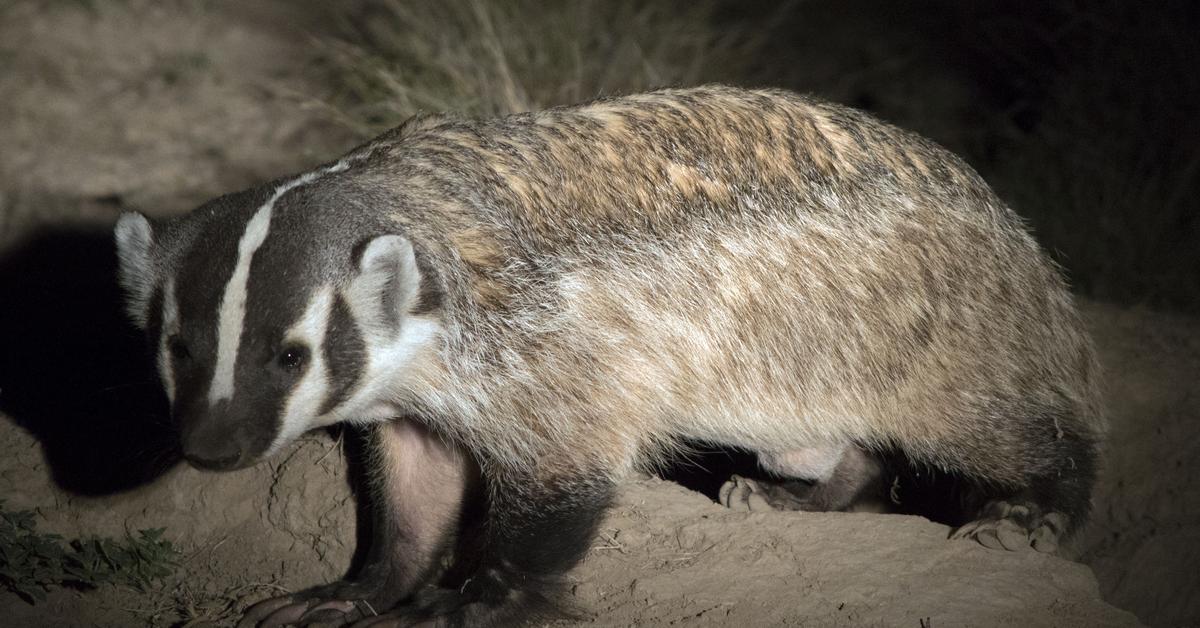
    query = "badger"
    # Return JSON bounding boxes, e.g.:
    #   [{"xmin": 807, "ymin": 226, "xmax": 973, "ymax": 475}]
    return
[{"xmin": 114, "ymin": 86, "xmax": 1104, "ymax": 626}]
